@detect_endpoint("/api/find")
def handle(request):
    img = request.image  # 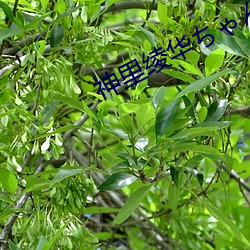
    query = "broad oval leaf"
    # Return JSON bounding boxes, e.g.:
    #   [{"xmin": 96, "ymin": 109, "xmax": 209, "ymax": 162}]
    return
[
  {"xmin": 98, "ymin": 172, "xmax": 137, "ymax": 191},
  {"xmin": 50, "ymin": 24, "xmax": 64, "ymax": 47},
  {"xmin": 0, "ymin": 168, "xmax": 18, "ymax": 194},
  {"xmin": 112, "ymin": 185, "xmax": 151, "ymax": 224},
  {"xmin": 155, "ymin": 98, "xmax": 179, "ymax": 137},
  {"xmin": 205, "ymin": 48, "xmax": 225, "ymax": 76}
]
